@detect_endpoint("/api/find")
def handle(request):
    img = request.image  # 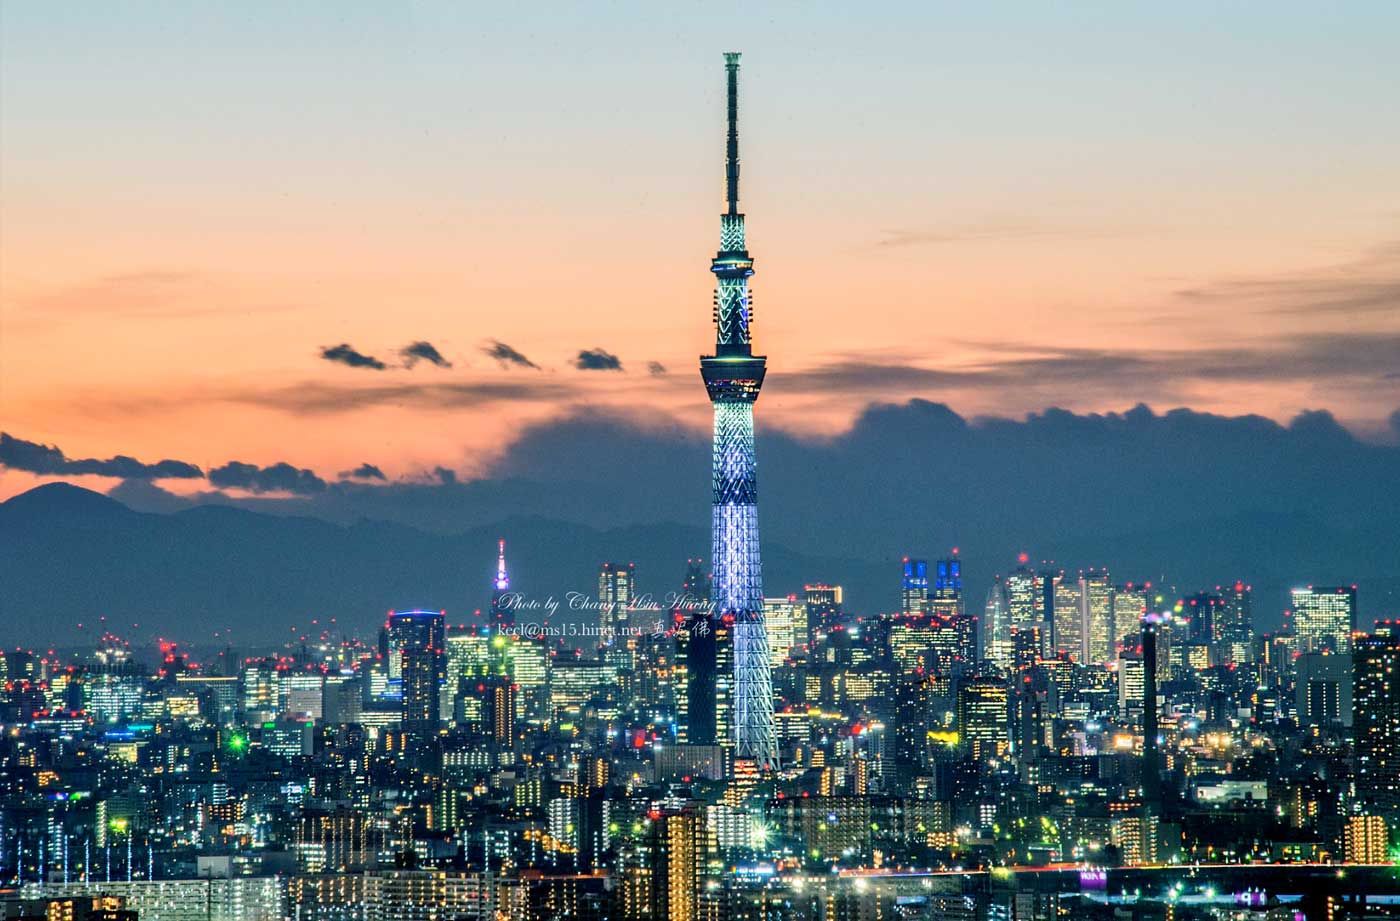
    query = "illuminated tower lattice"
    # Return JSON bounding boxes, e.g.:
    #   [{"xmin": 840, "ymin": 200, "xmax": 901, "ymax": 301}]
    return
[{"xmin": 700, "ymin": 52, "xmax": 776, "ymax": 771}]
